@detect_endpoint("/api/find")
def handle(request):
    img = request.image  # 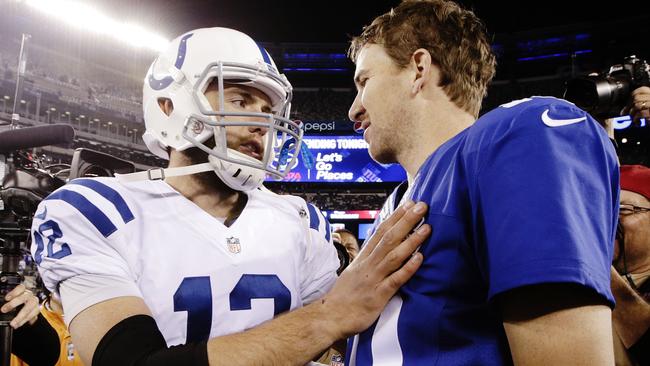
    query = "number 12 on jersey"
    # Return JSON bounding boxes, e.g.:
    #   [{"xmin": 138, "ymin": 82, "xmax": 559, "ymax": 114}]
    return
[{"xmin": 173, "ymin": 274, "xmax": 291, "ymax": 343}]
